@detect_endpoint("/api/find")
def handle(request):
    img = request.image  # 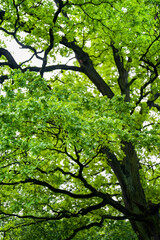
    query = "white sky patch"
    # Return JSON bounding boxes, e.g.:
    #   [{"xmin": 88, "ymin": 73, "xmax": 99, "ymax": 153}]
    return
[
  {"xmin": 0, "ymin": 31, "xmax": 76, "ymax": 84},
  {"xmin": 121, "ymin": 7, "xmax": 127, "ymax": 13},
  {"xmin": 5, "ymin": 36, "xmax": 33, "ymax": 63}
]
